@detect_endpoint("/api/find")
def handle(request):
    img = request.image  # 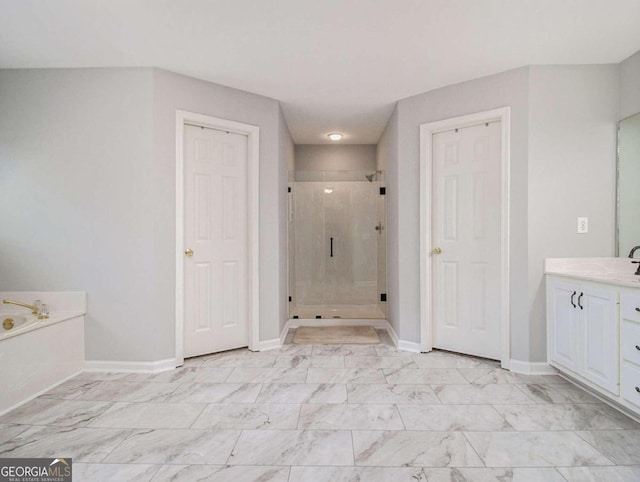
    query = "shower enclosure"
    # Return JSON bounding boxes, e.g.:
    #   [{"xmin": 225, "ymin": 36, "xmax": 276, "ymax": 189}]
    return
[{"xmin": 288, "ymin": 170, "xmax": 386, "ymax": 319}]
